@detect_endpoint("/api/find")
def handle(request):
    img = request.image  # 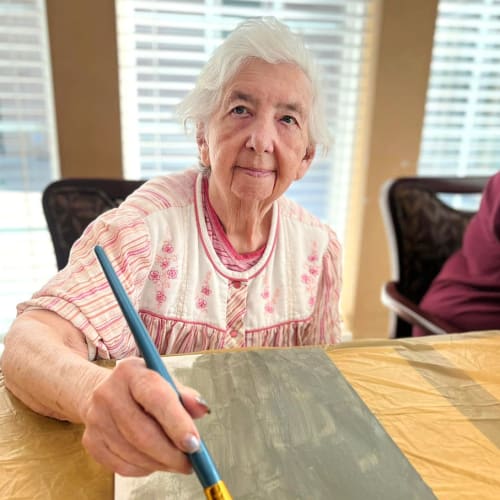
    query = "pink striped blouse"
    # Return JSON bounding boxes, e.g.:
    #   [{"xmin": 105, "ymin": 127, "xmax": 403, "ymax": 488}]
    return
[{"xmin": 19, "ymin": 169, "xmax": 342, "ymax": 359}]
